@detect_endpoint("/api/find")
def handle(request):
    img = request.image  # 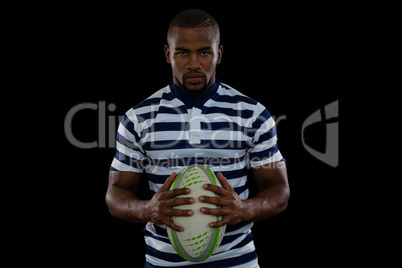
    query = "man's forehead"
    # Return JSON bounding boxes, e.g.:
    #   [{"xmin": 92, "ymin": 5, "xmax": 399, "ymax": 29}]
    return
[{"xmin": 168, "ymin": 26, "xmax": 219, "ymax": 47}]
